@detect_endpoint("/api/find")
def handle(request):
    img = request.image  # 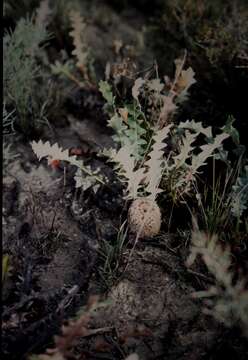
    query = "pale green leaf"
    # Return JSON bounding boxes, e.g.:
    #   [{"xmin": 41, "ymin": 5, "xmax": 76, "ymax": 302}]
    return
[{"xmin": 99, "ymin": 80, "xmax": 115, "ymax": 106}]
